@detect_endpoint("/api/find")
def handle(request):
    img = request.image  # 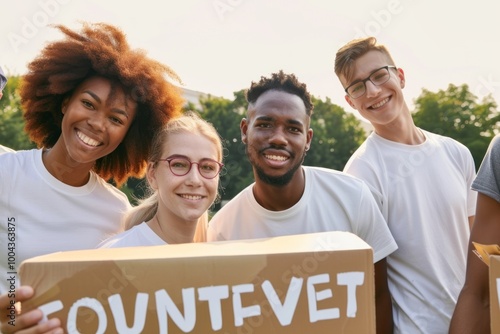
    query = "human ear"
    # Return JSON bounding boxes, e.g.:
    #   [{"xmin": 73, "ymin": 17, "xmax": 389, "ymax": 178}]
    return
[
  {"xmin": 146, "ymin": 162, "xmax": 158, "ymax": 190},
  {"xmin": 397, "ymin": 68, "xmax": 406, "ymax": 89},
  {"xmin": 345, "ymin": 95, "xmax": 356, "ymax": 109},
  {"xmin": 61, "ymin": 97, "xmax": 70, "ymax": 114},
  {"xmin": 240, "ymin": 118, "xmax": 248, "ymax": 144}
]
